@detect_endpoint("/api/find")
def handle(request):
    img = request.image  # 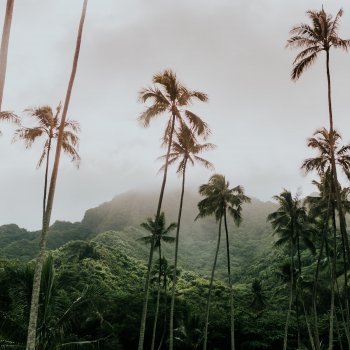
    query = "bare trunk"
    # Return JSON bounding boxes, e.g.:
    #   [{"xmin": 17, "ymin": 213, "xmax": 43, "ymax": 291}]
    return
[
  {"xmin": 326, "ymin": 49, "xmax": 350, "ymax": 339},
  {"xmin": 203, "ymin": 216, "xmax": 222, "ymax": 350},
  {"xmin": 0, "ymin": 0, "xmax": 14, "ymax": 111},
  {"xmin": 297, "ymin": 230, "xmax": 316, "ymax": 350},
  {"xmin": 283, "ymin": 242, "xmax": 294, "ymax": 350},
  {"xmin": 138, "ymin": 113, "xmax": 176, "ymax": 350},
  {"xmin": 312, "ymin": 199, "xmax": 331, "ymax": 350},
  {"xmin": 169, "ymin": 159, "xmax": 187, "ymax": 350},
  {"xmin": 224, "ymin": 210, "xmax": 235, "ymax": 350},
  {"xmin": 328, "ymin": 205, "xmax": 337, "ymax": 350},
  {"xmin": 42, "ymin": 139, "xmax": 51, "ymax": 216},
  {"xmin": 157, "ymin": 278, "xmax": 168, "ymax": 350},
  {"xmin": 25, "ymin": 2, "xmax": 87, "ymax": 349},
  {"xmin": 151, "ymin": 244, "xmax": 162, "ymax": 350}
]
